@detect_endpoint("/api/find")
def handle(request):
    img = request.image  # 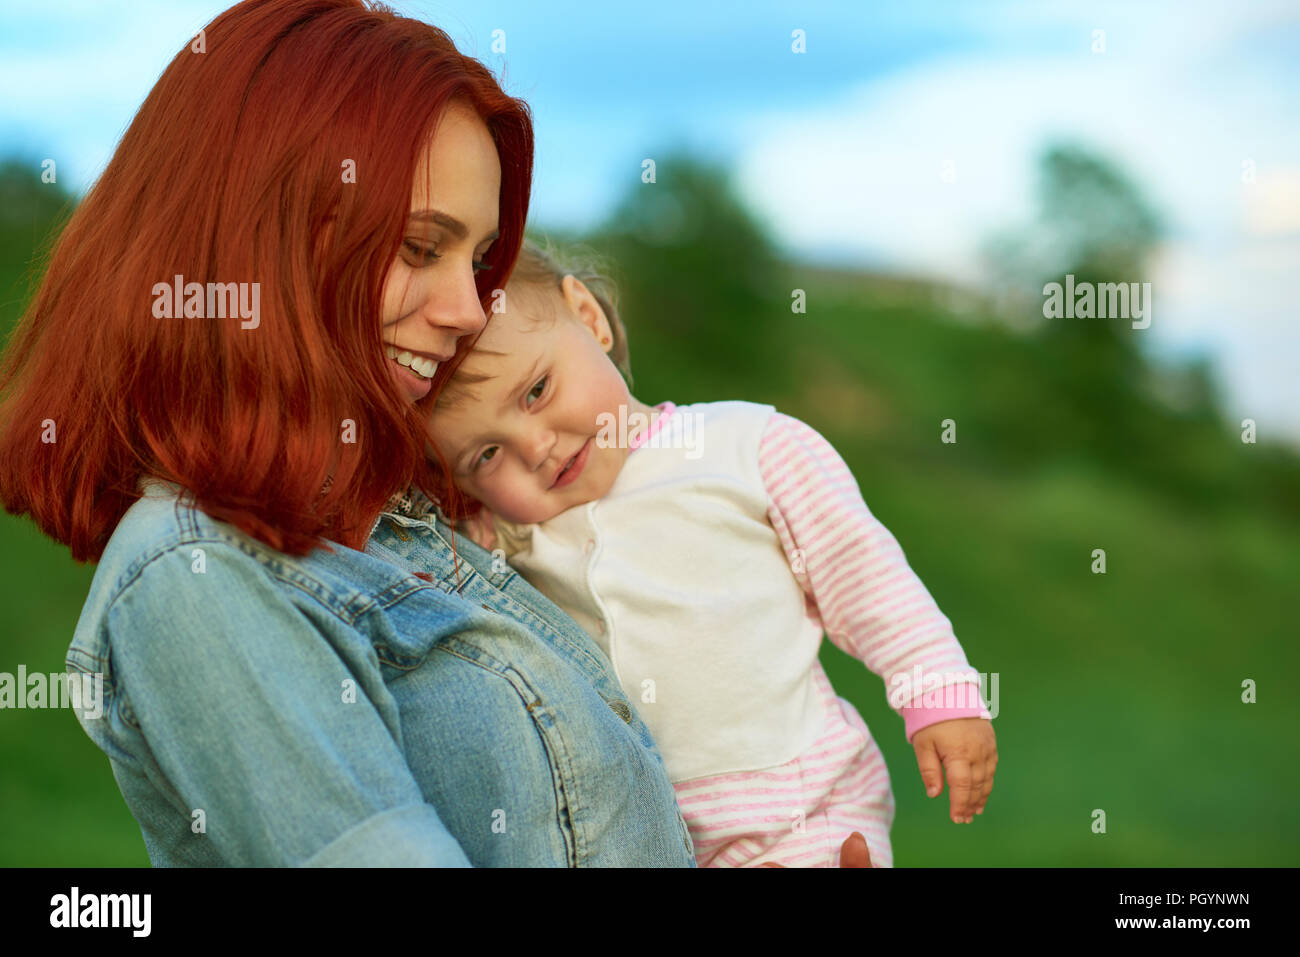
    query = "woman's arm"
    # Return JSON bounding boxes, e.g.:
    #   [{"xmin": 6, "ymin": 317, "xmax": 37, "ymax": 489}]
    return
[{"xmin": 105, "ymin": 541, "xmax": 471, "ymax": 866}]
